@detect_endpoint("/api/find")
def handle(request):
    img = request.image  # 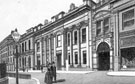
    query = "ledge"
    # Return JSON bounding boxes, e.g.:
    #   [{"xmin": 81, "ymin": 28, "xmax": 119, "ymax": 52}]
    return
[{"xmin": 7, "ymin": 72, "xmax": 31, "ymax": 79}]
